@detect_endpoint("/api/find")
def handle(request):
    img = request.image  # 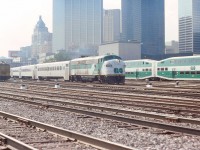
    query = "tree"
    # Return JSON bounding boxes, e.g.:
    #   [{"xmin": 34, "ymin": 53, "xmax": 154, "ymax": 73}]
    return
[
  {"xmin": 43, "ymin": 57, "xmax": 56, "ymax": 63},
  {"xmin": 54, "ymin": 51, "xmax": 71, "ymax": 61}
]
